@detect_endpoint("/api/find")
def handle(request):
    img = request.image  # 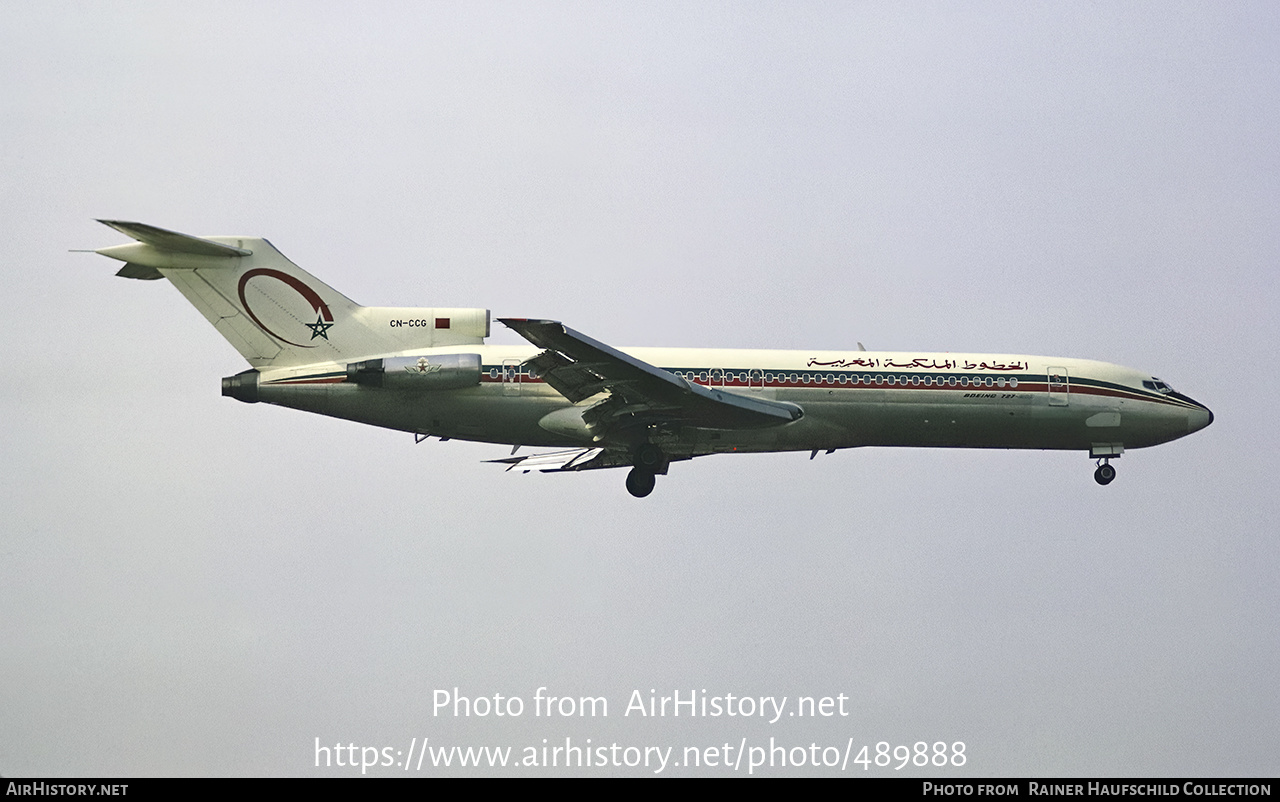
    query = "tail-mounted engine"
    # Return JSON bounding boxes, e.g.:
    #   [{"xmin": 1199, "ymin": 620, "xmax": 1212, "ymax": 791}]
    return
[
  {"xmin": 221, "ymin": 369, "xmax": 260, "ymax": 403},
  {"xmin": 346, "ymin": 353, "xmax": 482, "ymax": 390}
]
